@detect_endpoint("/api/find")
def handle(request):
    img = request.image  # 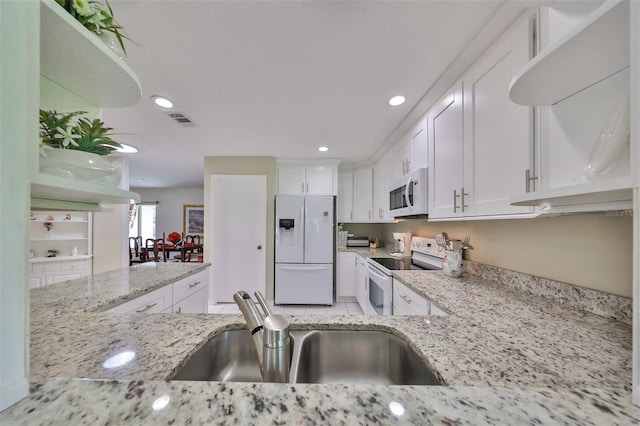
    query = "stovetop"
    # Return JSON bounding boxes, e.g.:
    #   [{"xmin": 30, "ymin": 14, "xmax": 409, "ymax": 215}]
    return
[{"xmin": 369, "ymin": 257, "xmax": 440, "ymax": 271}]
